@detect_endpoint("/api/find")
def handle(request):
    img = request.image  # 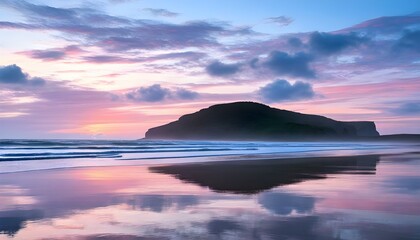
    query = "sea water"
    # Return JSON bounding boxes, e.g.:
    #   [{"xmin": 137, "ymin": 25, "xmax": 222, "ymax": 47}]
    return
[{"xmin": 0, "ymin": 139, "xmax": 417, "ymax": 173}]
